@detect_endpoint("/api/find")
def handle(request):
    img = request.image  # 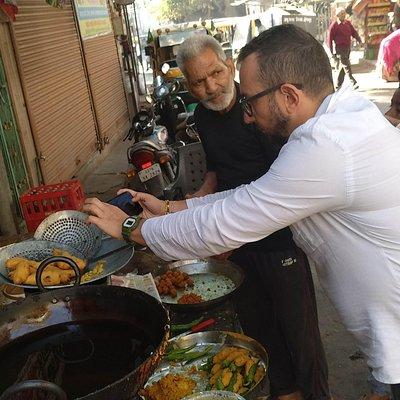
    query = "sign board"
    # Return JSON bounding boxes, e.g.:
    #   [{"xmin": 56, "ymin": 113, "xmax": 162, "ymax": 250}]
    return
[
  {"xmin": 74, "ymin": 0, "xmax": 112, "ymax": 39},
  {"xmin": 281, "ymin": 14, "xmax": 317, "ymax": 37},
  {"xmin": 114, "ymin": 0, "xmax": 135, "ymax": 4},
  {"xmin": 158, "ymin": 28, "xmax": 207, "ymax": 48}
]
